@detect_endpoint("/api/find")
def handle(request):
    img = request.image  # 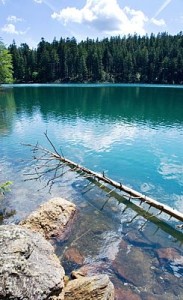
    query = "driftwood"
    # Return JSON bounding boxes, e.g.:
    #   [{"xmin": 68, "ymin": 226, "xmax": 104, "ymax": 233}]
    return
[
  {"xmin": 23, "ymin": 132, "xmax": 183, "ymax": 224},
  {"xmin": 94, "ymin": 181, "xmax": 183, "ymax": 242}
]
